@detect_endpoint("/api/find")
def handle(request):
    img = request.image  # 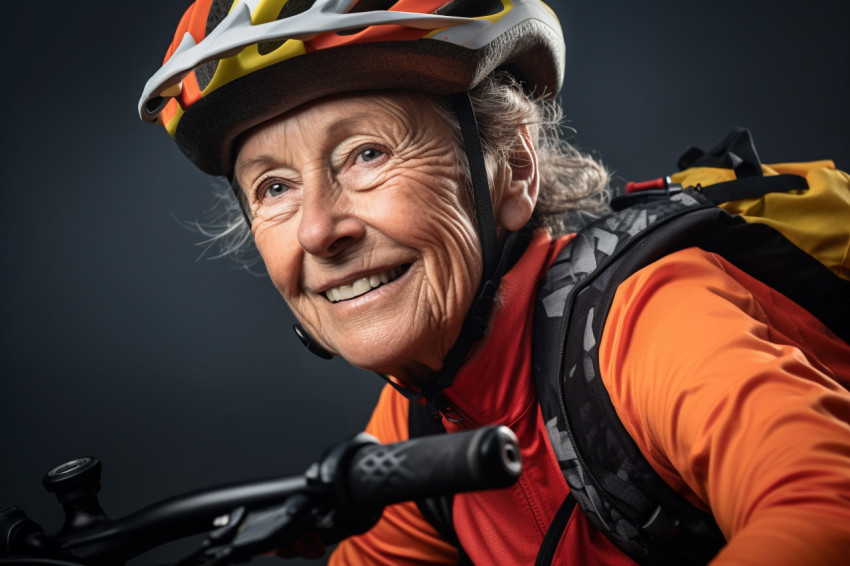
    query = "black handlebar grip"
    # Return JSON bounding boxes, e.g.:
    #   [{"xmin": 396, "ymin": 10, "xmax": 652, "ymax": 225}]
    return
[{"xmin": 345, "ymin": 426, "xmax": 522, "ymax": 508}]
